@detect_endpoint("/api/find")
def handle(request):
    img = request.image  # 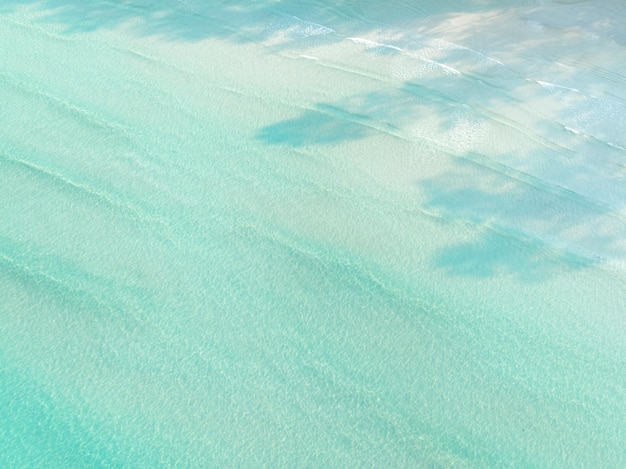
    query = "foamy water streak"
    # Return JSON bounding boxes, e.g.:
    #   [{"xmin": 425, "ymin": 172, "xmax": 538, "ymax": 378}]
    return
[{"xmin": 1, "ymin": 1, "xmax": 625, "ymax": 467}]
